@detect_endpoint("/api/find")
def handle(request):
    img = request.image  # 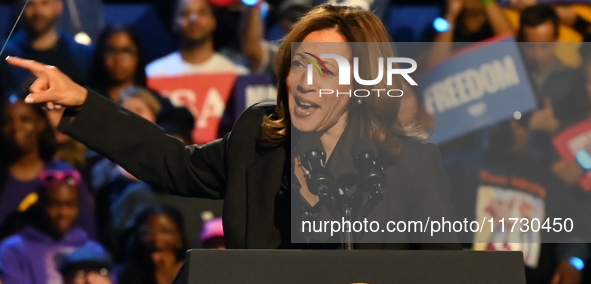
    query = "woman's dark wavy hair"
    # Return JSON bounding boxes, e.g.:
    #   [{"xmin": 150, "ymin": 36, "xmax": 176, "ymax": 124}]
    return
[
  {"xmin": 90, "ymin": 24, "xmax": 147, "ymax": 93},
  {"xmin": 262, "ymin": 4, "xmax": 405, "ymax": 164}
]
